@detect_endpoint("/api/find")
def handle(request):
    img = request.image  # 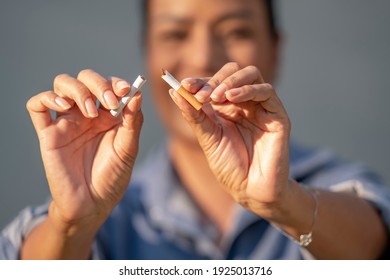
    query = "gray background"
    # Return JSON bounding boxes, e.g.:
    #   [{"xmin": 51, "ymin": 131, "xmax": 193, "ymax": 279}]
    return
[{"xmin": 1, "ymin": 0, "xmax": 389, "ymax": 228}]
